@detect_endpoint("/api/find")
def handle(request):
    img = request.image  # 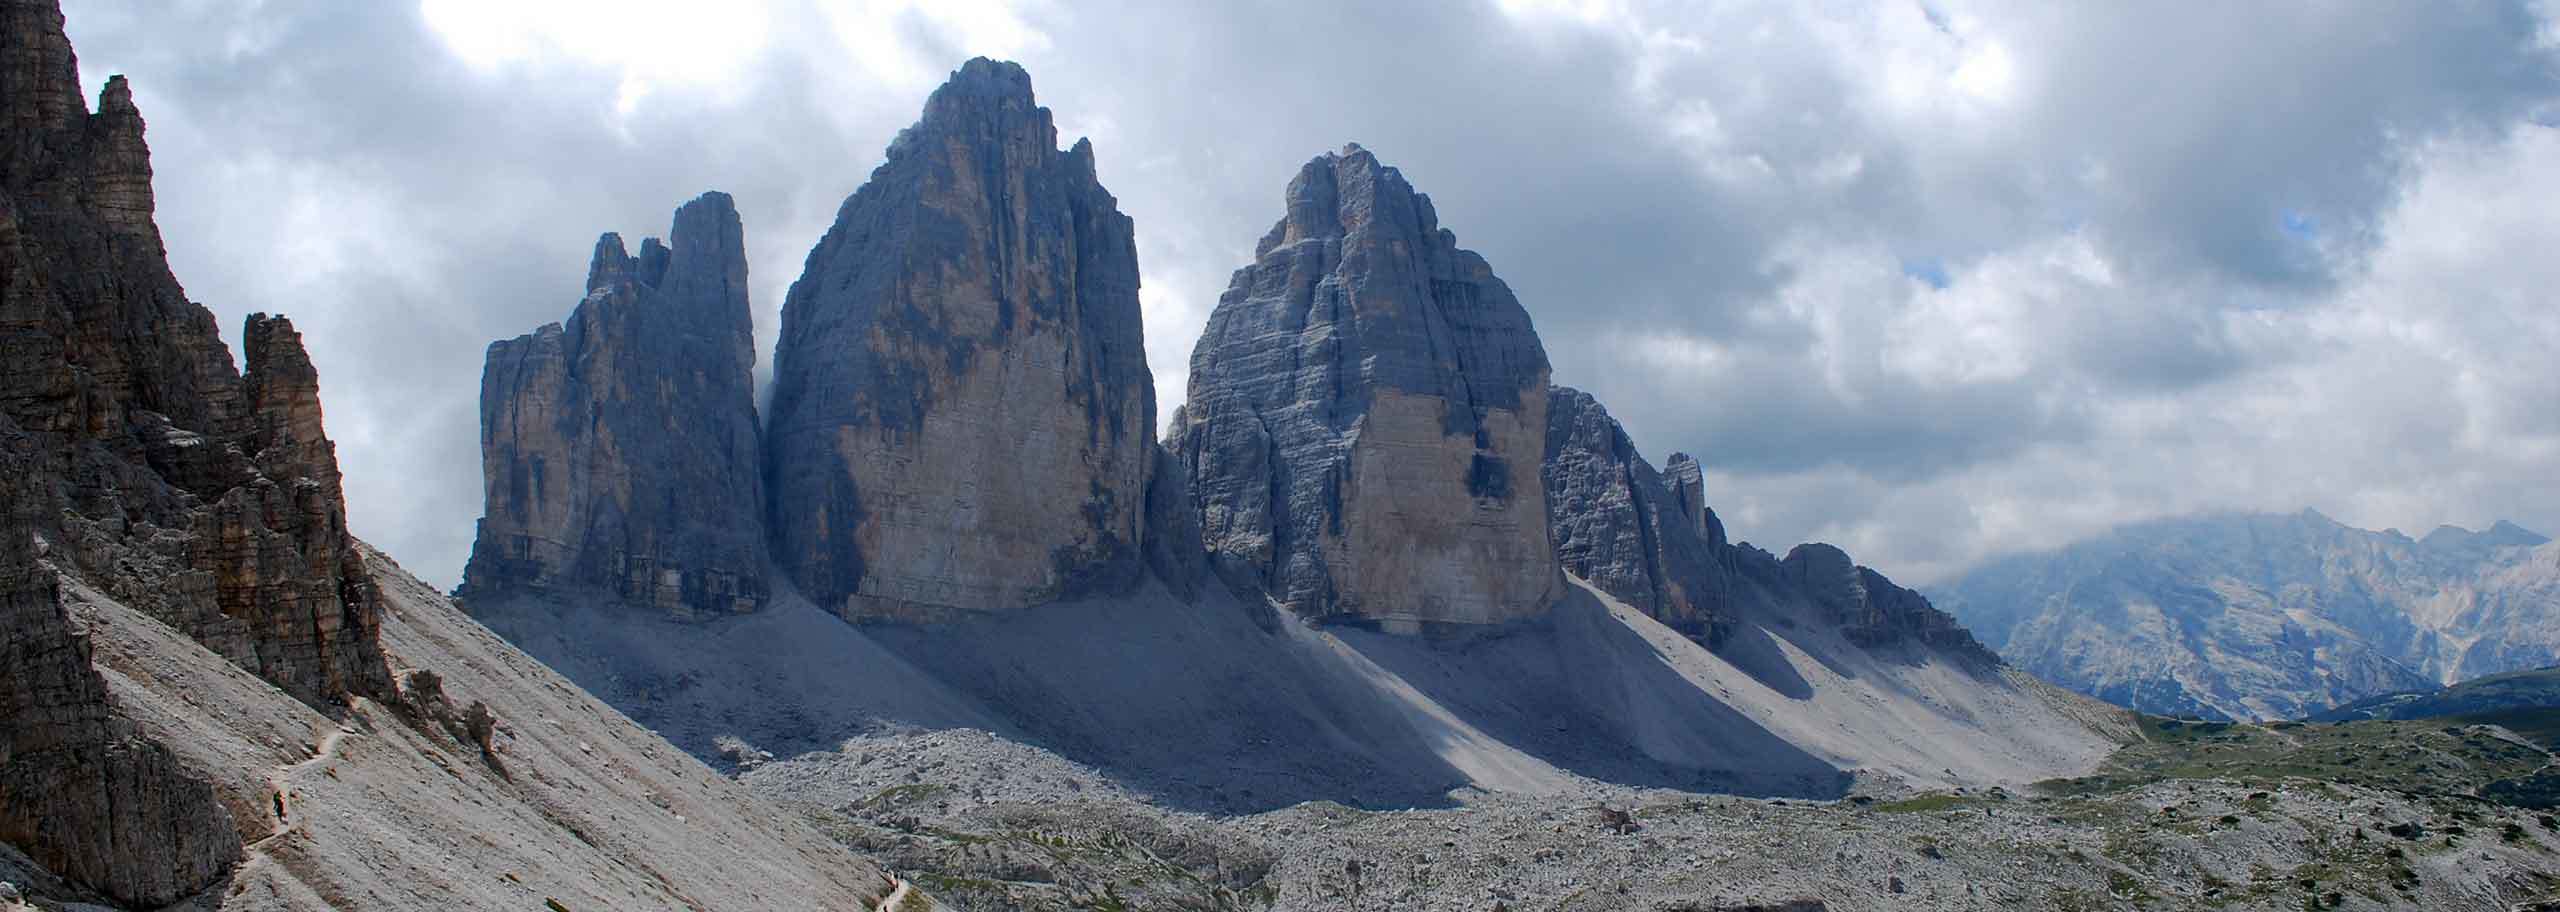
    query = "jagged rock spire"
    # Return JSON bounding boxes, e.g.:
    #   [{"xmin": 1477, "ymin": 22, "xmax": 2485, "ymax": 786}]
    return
[
  {"xmin": 1, "ymin": 1, "xmax": 390, "ymax": 902},
  {"xmin": 1172, "ymin": 144, "xmax": 1559, "ymax": 630},
  {"xmin": 763, "ymin": 58, "xmax": 1162, "ymax": 622},
  {"xmin": 1543, "ymin": 388, "xmax": 1732, "ymax": 644},
  {"xmin": 465, "ymin": 191, "xmax": 769, "ymax": 619}
]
